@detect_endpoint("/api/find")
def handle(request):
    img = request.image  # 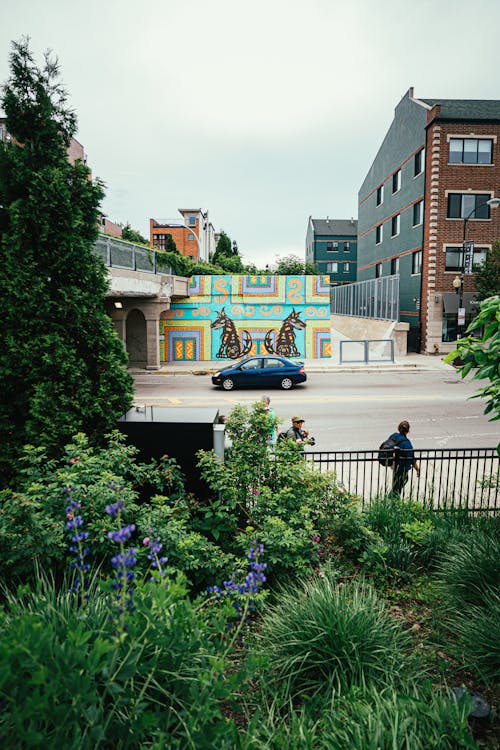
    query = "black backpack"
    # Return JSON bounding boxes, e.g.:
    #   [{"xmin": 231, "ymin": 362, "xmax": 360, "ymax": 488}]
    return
[
  {"xmin": 277, "ymin": 430, "xmax": 290, "ymax": 444},
  {"xmin": 378, "ymin": 434, "xmax": 403, "ymax": 467}
]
